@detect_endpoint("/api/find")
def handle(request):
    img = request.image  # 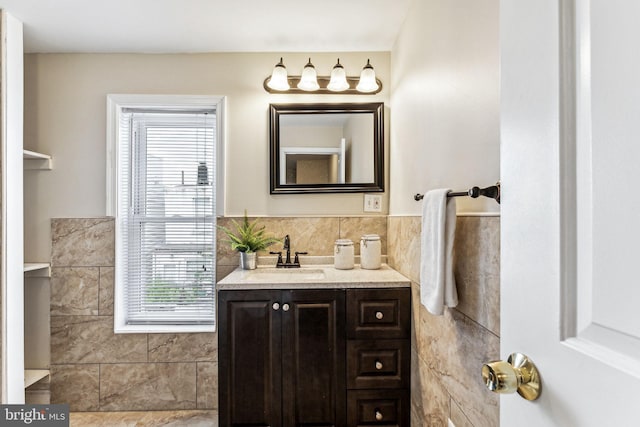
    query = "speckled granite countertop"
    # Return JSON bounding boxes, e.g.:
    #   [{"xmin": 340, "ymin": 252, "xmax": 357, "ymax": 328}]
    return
[{"xmin": 217, "ymin": 264, "xmax": 411, "ymax": 290}]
